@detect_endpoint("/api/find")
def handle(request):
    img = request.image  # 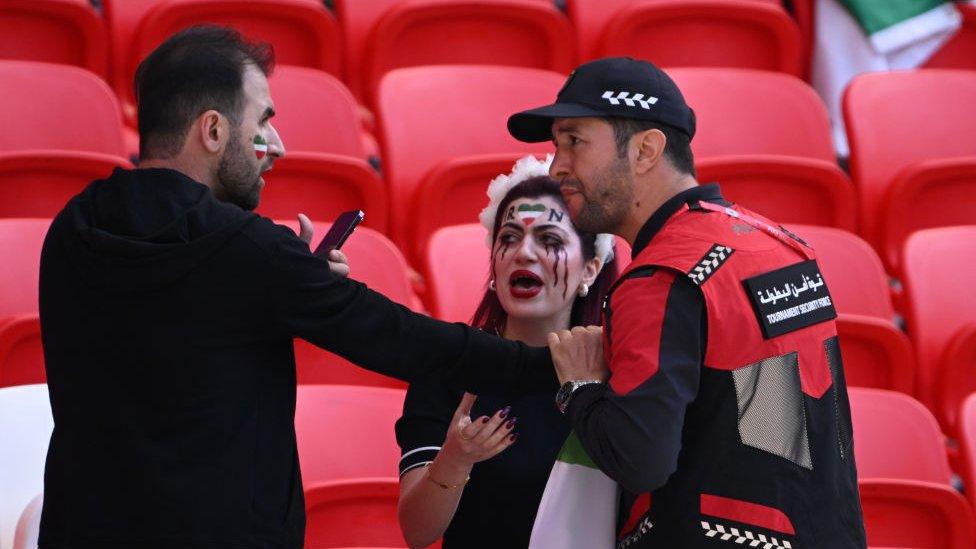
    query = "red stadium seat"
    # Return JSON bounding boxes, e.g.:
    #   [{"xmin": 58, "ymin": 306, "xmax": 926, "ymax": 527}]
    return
[
  {"xmin": 0, "ymin": 219, "xmax": 50, "ymax": 320},
  {"xmin": 859, "ymin": 479, "xmax": 975, "ymax": 549},
  {"xmin": 258, "ymin": 155, "xmax": 388, "ymax": 233},
  {"xmin": 425, "ymin": 224, "xmax": 489, "ymax": 322},
  {"xmin": 849, "ymin": 387, "xmax": 950, "ymax": 484},
  {"xmin": 924, "ymin": 3, "xmax": 976, "ymax": 70},
  {"xmin": 667, "ymin": 68, "xmax": 856, "ymax": 231},
  {"xmin": 276, "ymin": 220, "xmax": 417, "ymax": 388},
  {"xmin": 570, "ymin": 0, "xmax": 801, "ymax": 75},
  {"xmin": 0, "ymin": 315, "xmax": 44, "ymax": 389},
  {"xmin": 0, "ymin": 152, "xmax": 132, "ymax": 219},
  {"xmin": 376, "ymin": 65, "xmax": 562, "ymax": 257},
  {"xmin": 789, "ymin": 225, "xmax": 893, "ymax": 320},
  {"xmin": 880, "ymin": 156, "xmax": 976, "ymax": 278},
  {"xmin": 267, "ymin": 66, "xmax": 368, "ymax": 158},
  {"xmin": 335, "ymin": 0, "xmax": 574, "ymax": 102},
  {"xmin": 836, "ymin": 314, "xmax": 915, "ymax": 395},
  {"xmin": 0, "ymin": 60, "xmax": 126, "ymax": 157},
  {"xmin": 957, "ymin": 393, "xmax": 976, "ymax": 509},
  {"xmin": 844, "ymin": 70, "xmax": 976, "ymax": 270},
  {"xmin": 0, "ymin": 0, "xmax": 108, "ymax": 77},
  {"xmin": 104, "ymin": 0, "xmax": 342, "ymax": 124},
  {"xmin": 902, "ymin": 226, "xmax": 976, "ymax": 431},
  {"xmin": 294, "ymin": 385, "xmax": 405, "ymax": 485},
  {"xmin": 303, "ymin": 478, "xmax": 406, "ymax": 548}
]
